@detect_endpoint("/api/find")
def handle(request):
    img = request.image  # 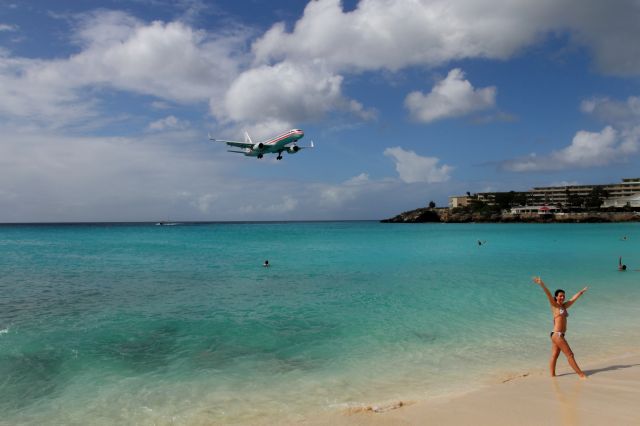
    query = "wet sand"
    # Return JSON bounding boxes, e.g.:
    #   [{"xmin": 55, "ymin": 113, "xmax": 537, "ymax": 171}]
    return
[{"xmin": 314, "ymin": 352, "xmax": 640, "ymax": 426}]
